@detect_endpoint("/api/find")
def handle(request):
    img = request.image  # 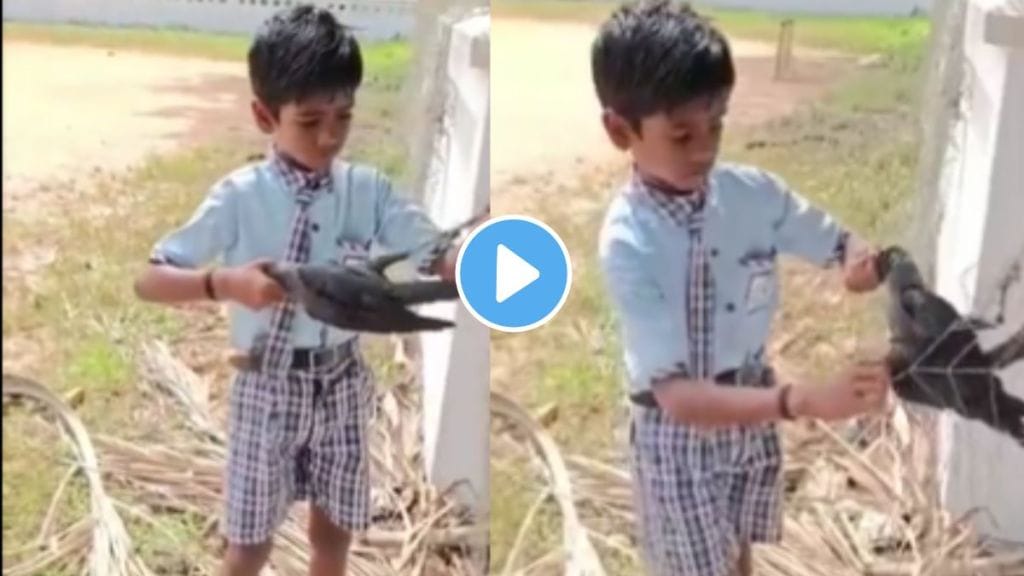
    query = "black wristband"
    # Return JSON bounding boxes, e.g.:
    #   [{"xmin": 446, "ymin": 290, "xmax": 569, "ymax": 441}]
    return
[
  {"xmin": 778, "ymin": 384, "xmax": 795, "ymax": 420},
  {"xmin": 203, "ymin": 269, "xmax": 218, "ymax": 300}
]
